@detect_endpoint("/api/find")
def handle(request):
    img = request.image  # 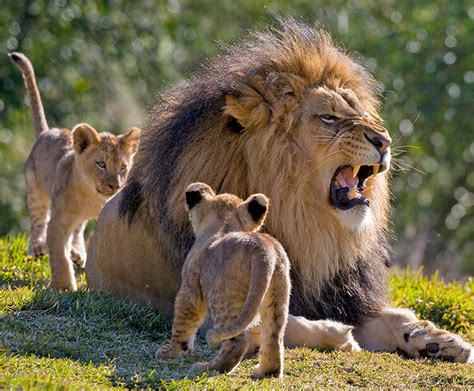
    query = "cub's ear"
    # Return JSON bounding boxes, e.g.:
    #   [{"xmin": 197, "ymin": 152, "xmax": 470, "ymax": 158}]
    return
[
  {"xmin": 119, "ymin": 127, "xmax": 141, "ymax": 155},
  {"xmin": 185, "ymin": 182, "xmax": 215, "ymax": 210},
  {"xmin": 246, "ymin": 194, "xmax": 269, "ymax": 223},
  {"xmin": 72, "ymin": 123, "xmax": 100, "ymax": 154},
  {"xmin": 237, "ymin": 193, "xmax": 269, "ymax": 232}
]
